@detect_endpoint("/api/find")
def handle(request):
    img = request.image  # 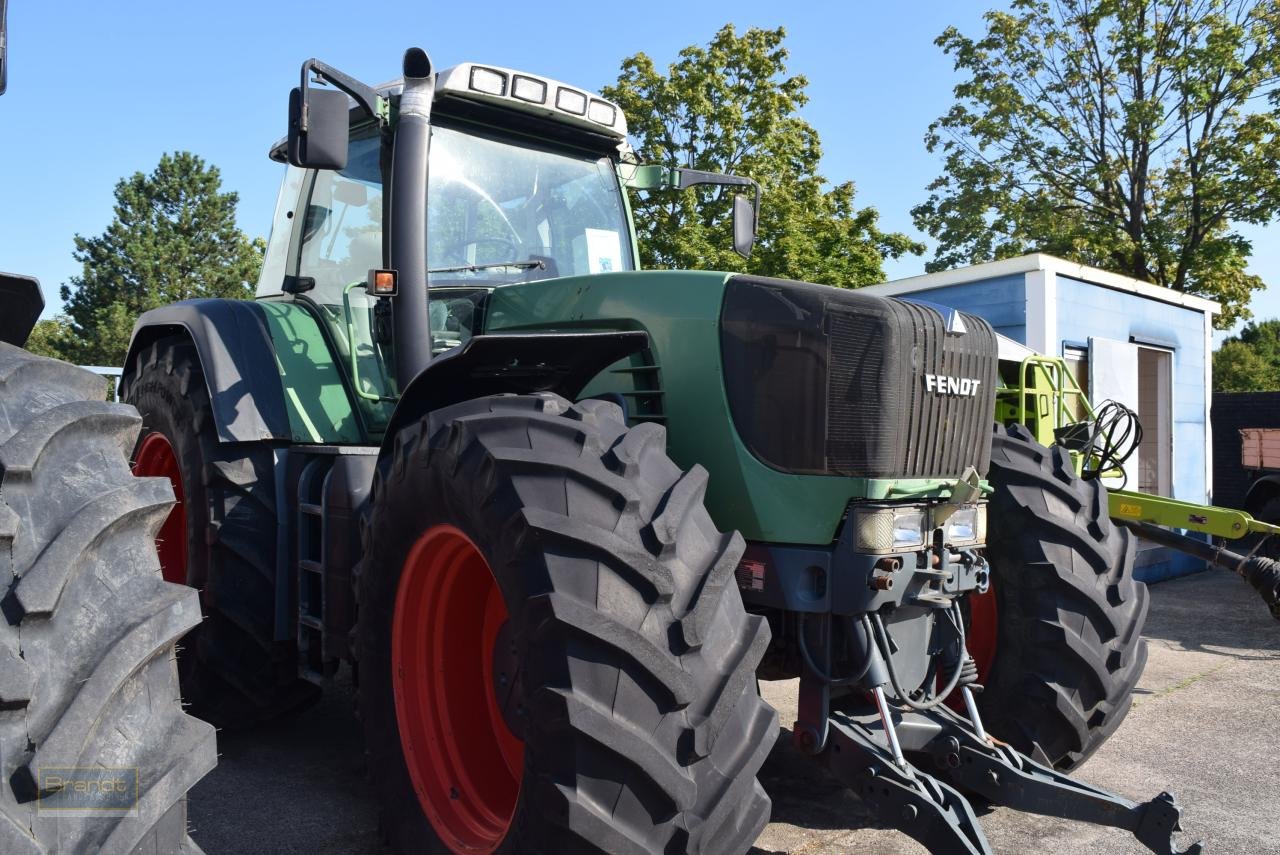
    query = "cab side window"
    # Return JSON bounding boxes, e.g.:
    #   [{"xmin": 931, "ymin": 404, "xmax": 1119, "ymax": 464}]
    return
[{"xmin": 296, "ymin": 123, "xmax": 383, "ymax": 309}]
